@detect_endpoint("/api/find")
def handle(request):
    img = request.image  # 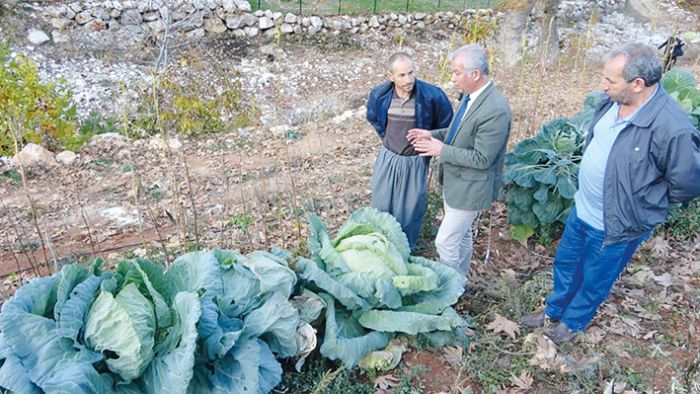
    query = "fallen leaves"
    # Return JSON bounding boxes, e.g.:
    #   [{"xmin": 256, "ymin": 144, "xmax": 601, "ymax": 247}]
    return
[
  {"xmin": 486, "ymin": 313, "xmax": 520, "ymax": 340},
  {"xmin": 373, "ymin": 374, "xmax": 399, "ymax": 393},
  {"xmin": 524, "ymin": 333, "xmax": 560, "ymax": 370},
  {"xmin": 510, "ymin": 370, "xmax": 534, "ymax": 390}
]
